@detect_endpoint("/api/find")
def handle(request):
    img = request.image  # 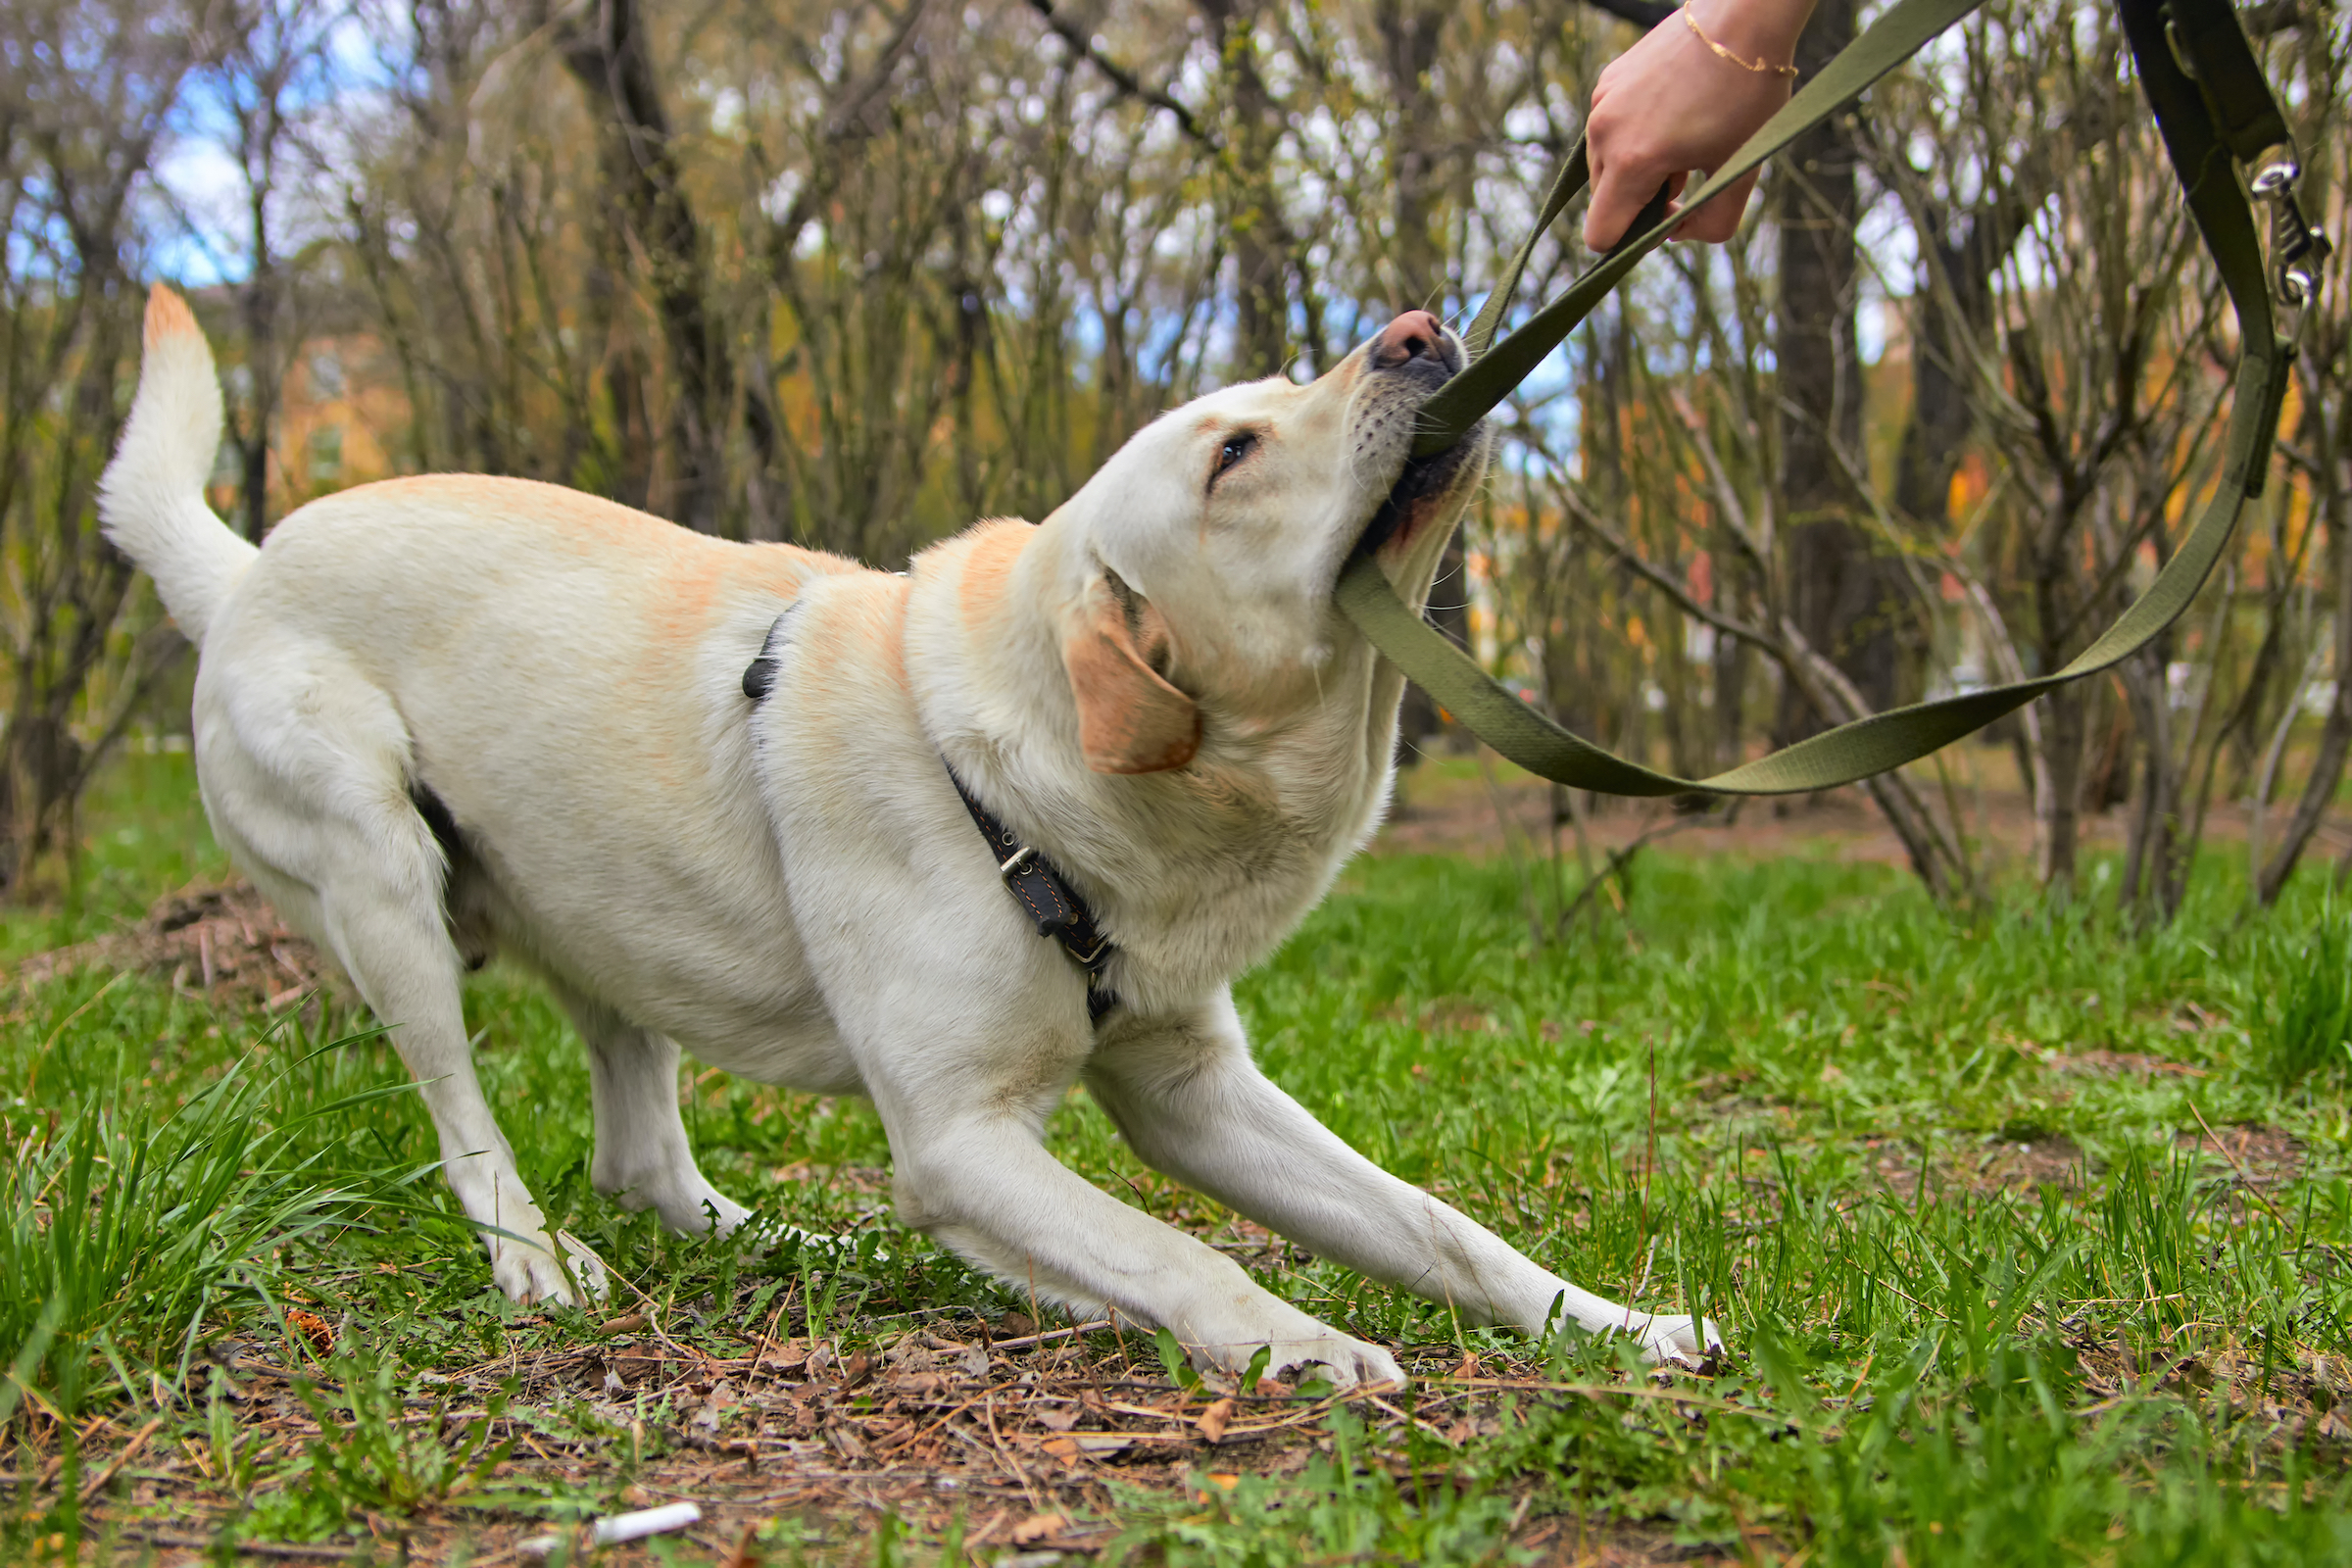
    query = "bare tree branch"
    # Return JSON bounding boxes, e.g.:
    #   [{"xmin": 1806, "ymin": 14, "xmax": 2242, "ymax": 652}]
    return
[
  {"xmin": 1021, "ymin": 0, "xmax": 1212, "ymax": 147},
  {"xmin": 1576, "ymin": 0, "xmax": 1673, "ymax": 29}
]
